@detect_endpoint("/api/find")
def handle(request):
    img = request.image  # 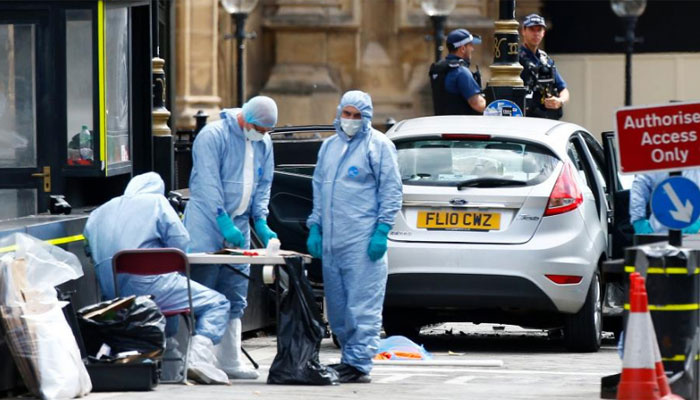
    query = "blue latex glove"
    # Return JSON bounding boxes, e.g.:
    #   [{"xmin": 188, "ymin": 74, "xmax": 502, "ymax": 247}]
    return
[
  {"xmin": 254, "ymin": 218, "xmax": 278, "ymax": 247},
  {"xmin": 683, "ymin": 218, "xmax": 700, "ymax": 234},
  {"xmin": 306, "ymin": 224, "xmax": 322, "ymax": 259},
  {"xmin": 368, "ymin": 223, "xmax": 392, "ymax": 261},
  {"xmin": 632, "ymin": 219, "xmax": 654, "ymax": 234},
  {"xmin": 216, "ymin": 208, "xmax": 245, "ymax": 247}
]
